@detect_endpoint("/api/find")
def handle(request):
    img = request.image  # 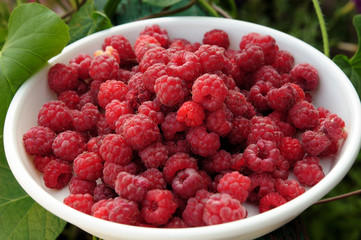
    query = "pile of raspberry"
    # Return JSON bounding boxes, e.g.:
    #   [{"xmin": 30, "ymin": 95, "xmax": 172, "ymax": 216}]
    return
[{"xmin": 23, "ymin": 24, "xmax": 347, "ymax": 228}]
